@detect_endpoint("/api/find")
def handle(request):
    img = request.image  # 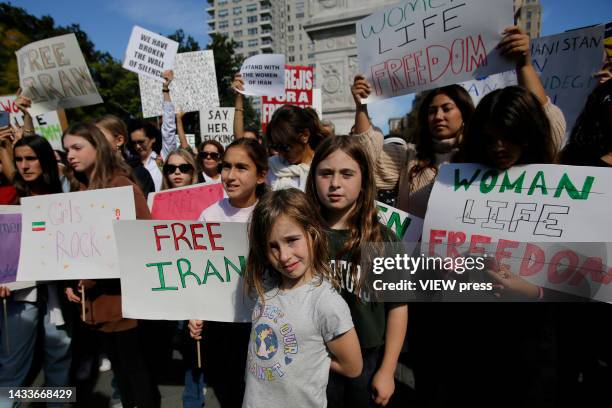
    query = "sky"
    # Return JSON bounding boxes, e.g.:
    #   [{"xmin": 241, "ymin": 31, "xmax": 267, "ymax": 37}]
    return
[{"xmin": 8, "ymin": 0, "xmax": 612, "ymax": 133}]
